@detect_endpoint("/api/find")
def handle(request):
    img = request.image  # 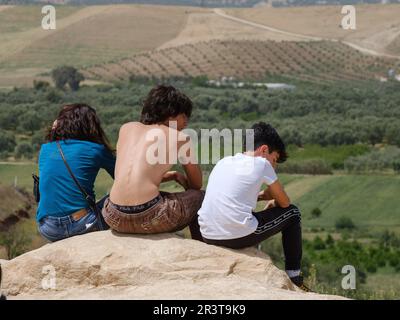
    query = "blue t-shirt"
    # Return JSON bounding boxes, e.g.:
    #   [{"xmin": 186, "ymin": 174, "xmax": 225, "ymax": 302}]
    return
[{"xmin": 36, "ymin": 139, "xmax": 116, "ymax": 222}]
